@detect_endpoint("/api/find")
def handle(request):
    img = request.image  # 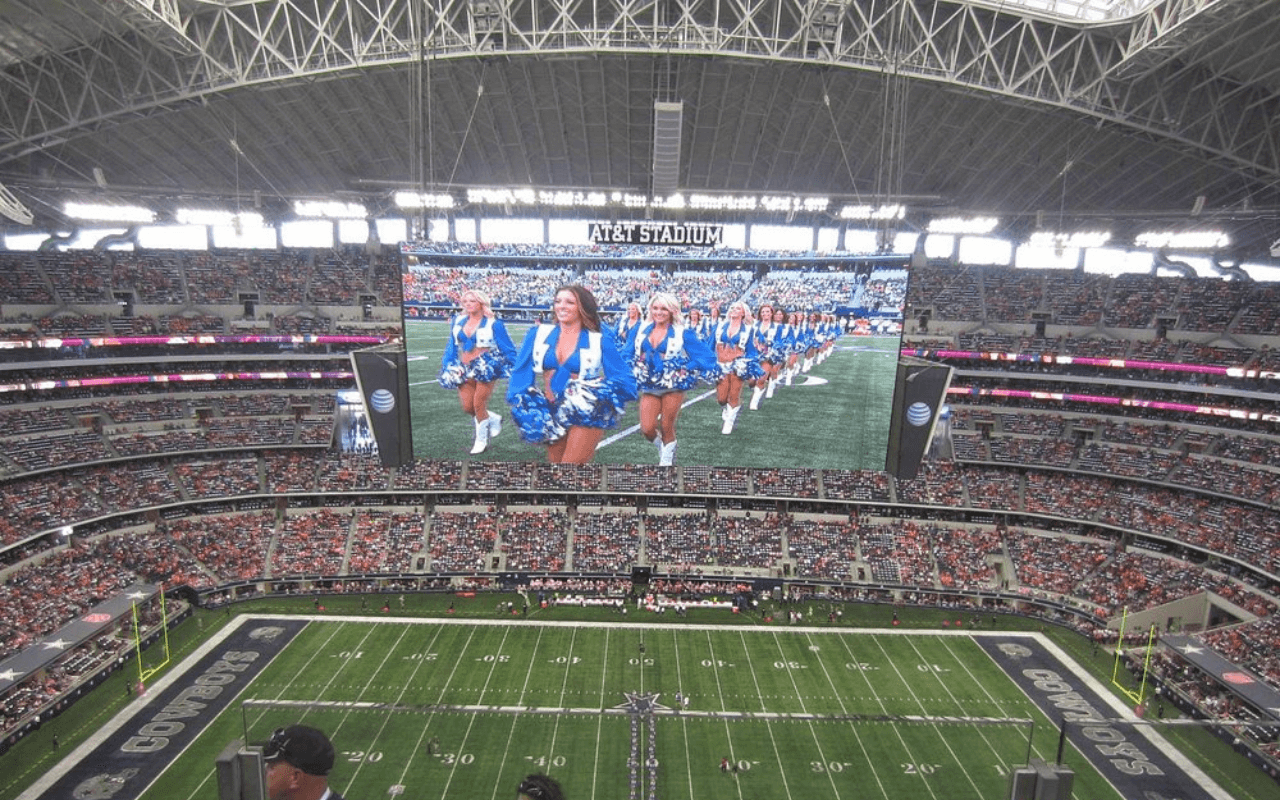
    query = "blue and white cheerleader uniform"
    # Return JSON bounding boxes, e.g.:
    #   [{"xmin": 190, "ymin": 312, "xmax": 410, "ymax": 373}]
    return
[
  {"xmin": 691, "ymin": 313, "xmax": 714, "ymax": 343},
  {"xmin": 506, "ymin": 325, "xmax": 638, "ymax": 444},
  {"xmin": 438, "ymin": 314, "xmax": 517, "ymax": 389},
  {"xmin": 628, "ymin": 322, "xmax": 718, "ymax": 394},
  {"xmin": 616, "ymin": 314, "xmax": 643, "ymax": 346},
  {"xmin": 714, "ymin": 321, "xmax": 765, "ymax": 381},
  {"xmin": 799, "ymin": 320, "xmax": 819, "ymax": 352},
  {"xmin": 753, "ymin": 321, "xmax": 790, "ymax": 366}
]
